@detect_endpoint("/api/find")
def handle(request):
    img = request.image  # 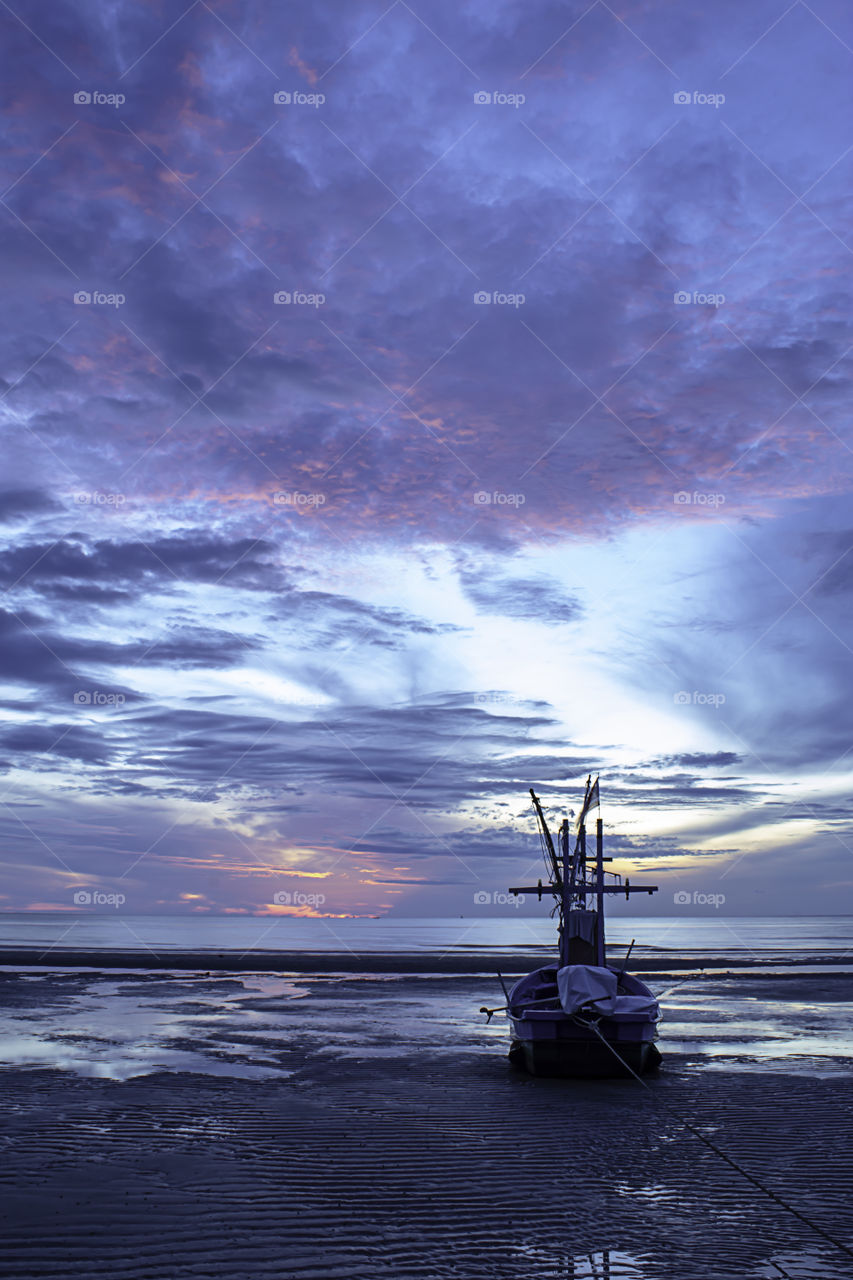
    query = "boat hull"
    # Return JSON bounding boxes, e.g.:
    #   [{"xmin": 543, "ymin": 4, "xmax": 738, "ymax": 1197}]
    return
[
  {"xmin": 509, "ymin": 1034, "xmax": 661, "ymax": 1078},
  {"xmin": 507, "ymin": 965, "xmax": 662, "ymax": 1078}
]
